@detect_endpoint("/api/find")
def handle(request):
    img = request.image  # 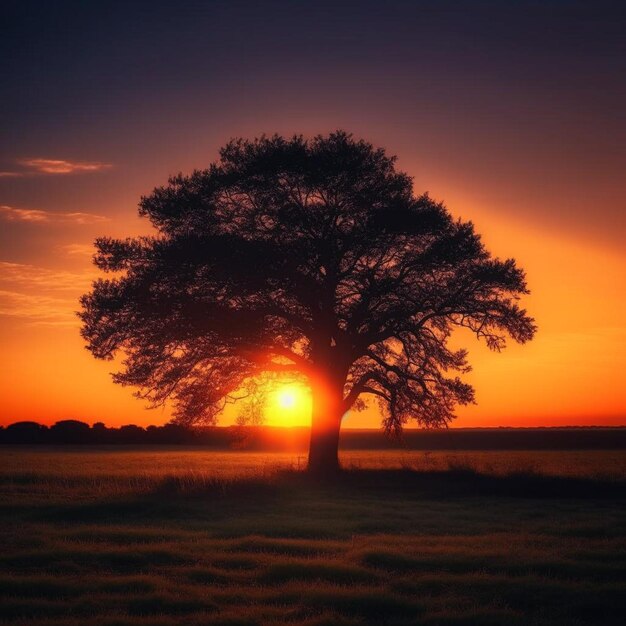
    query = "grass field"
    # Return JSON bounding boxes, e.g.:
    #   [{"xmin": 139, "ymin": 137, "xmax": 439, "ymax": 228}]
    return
[{"xmin": 1, "ymin": 447, "xmax": 625, "ymax": 625}]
